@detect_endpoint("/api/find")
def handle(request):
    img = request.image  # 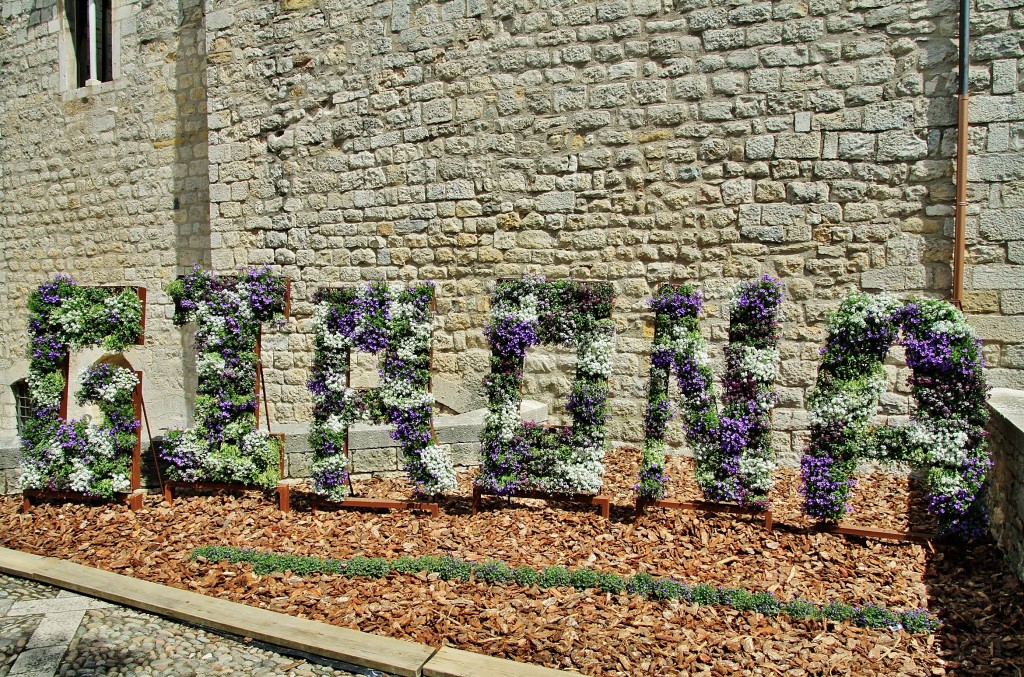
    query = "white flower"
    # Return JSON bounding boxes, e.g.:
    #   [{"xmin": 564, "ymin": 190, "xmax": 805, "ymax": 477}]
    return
[
  {"xmin": 324, "ymin": 371, "xmax": 349, "ymax": 394},
  {"xmin": 85, "ymin": 426, "xmax": 116, "ymax": 459},
  {"xmin": 907, "ymin": 420, "xmax": 973, "ymax": 467},
  {"xmin": 68, "ymin": 460, "xmax": 94, "ymax": 493},
  {"xmin": 739, "ymin": 346, "xmax": 779, "ymax": 384},
  {"xmin": 18, "ymin": 462, "xmax": 45, "ymax": 490},
  {"xmin": 241, "ymin": 428, "xmax": 272, "ymax": 457},
  {"xmin": 28, "ymin": 370, "xmax": 64, "ymax": 407},
  {"xmin": 314, "ymin": 301, "xmax": 353, "ymax": 350},
  {"xmin": 417, "ymin": 445, "xmax": 458, "ymax": 494},
  {"xmin": 666, "ymin": 325, "xmax": 709, "ymax": 366},
  {"xmin": 809, "ymin": 372, "xmax": 886, "ymax": 428},
  {"xmin": 110, "ymin": 474, "xmax": 131, "ymax": 493},
  {"xmin": 196, "ymin": 353, "xmax": 226, "ymax": 381},
  {"xmin": 925, "ymin": 466, "xmax": 967, "ymax": 498},
  {"xmin": 577, "ymin": 328, "xmax": 615, "ymax": 378},
  {"xmin": 485, "ymin": 399, "xmax": 521, "ymax": 442},
  {"xmin": 311, "ymin": 454, "xmax": 352, "ymax": 501},
  {"xmin": 737, "ymin": 455, "xmax": 775, "ymax": 492}
]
